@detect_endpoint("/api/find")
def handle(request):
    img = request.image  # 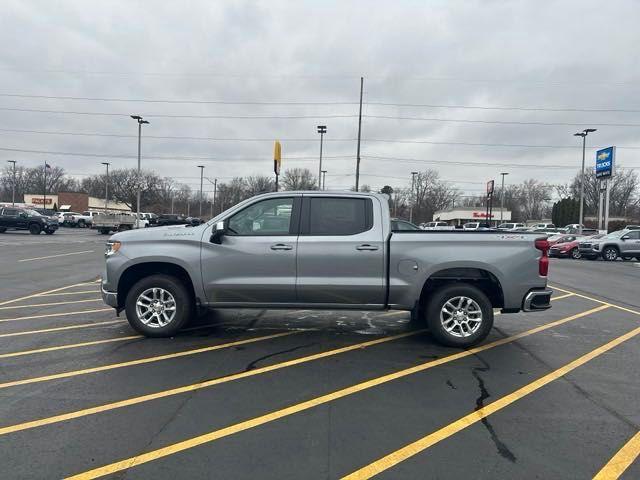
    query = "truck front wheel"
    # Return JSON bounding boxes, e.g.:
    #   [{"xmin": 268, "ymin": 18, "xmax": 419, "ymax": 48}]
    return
[
  {"xmin": 125, "ymin": 274, "xmax": 193, "ymax": 337},
  {"xmin": 425, "ymin": 283, "xmax": 493, "ymax": 347}
]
